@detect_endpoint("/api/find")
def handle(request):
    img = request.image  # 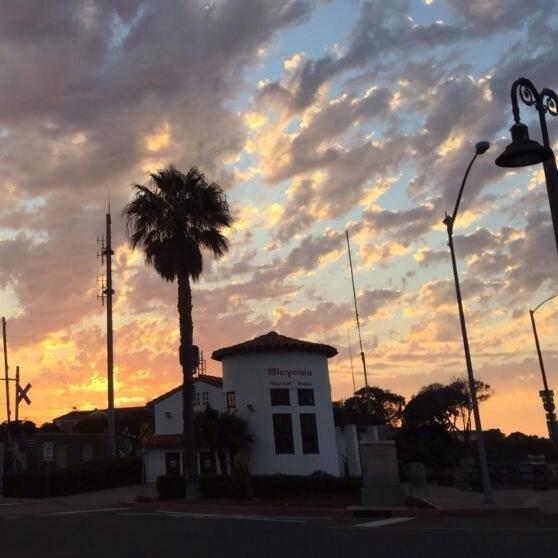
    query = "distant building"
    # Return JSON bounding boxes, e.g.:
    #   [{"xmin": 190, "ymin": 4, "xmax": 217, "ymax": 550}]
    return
[
  {"xmin": 10, "ymin": 432, "xmax": 109, "ymax": 472},
  {"xmin": 53, "ymin": 406, "xmax": 153, "ymax": 436}
]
